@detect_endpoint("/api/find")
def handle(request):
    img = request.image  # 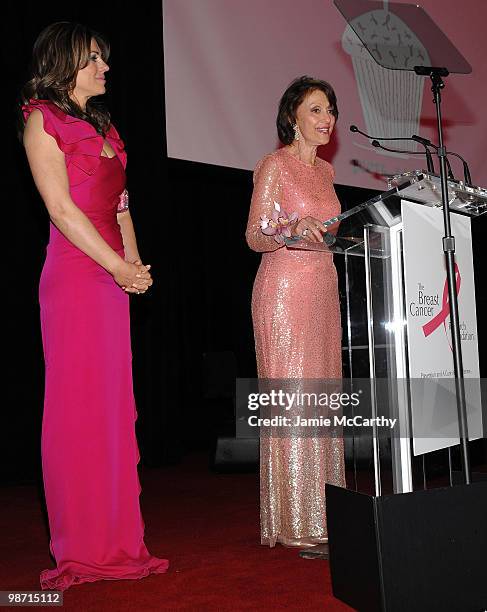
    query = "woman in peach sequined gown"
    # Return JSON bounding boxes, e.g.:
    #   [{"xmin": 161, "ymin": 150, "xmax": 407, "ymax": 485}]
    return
[{"xmin": 246, "ymin": 77, "xmax": 346, "ymax": 547}]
